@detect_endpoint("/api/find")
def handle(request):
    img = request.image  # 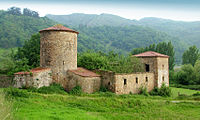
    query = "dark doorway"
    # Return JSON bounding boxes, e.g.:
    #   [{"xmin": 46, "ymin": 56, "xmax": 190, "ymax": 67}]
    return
[{"xmin": 145, "ymin": 64, "xmax": 150, "ymax": 72}]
